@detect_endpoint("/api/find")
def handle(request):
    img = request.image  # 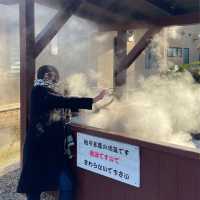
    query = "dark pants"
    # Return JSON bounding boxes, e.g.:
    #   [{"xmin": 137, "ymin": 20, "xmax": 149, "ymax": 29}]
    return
[{"xmin": 27, "ymin": 170, "xmax": 73, "ymax": 200}]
